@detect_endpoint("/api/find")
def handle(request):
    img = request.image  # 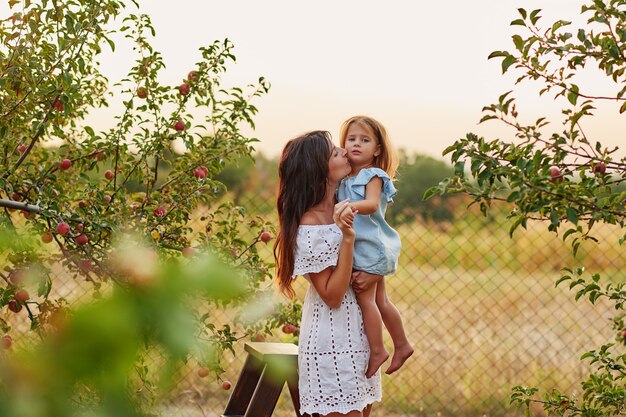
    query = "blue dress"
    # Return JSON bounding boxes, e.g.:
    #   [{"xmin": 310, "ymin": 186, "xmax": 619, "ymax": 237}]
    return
[{"xmin": 337, "ymin": 167, "xmax": 401, "ymax": 275}]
